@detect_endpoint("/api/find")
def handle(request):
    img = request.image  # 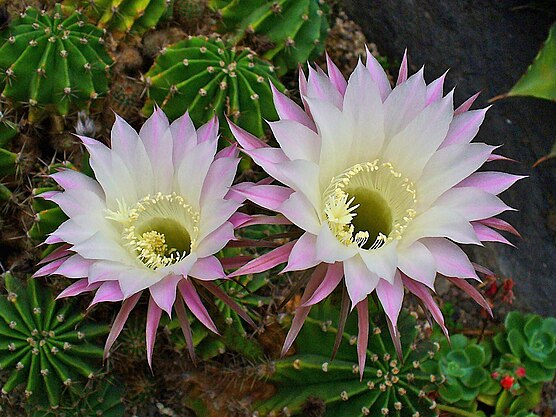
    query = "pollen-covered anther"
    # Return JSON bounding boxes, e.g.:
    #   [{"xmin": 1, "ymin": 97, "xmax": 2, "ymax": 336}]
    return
[{"xmin": 323, "ymin": 160, "xmax": 417, "ymax": 249}]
